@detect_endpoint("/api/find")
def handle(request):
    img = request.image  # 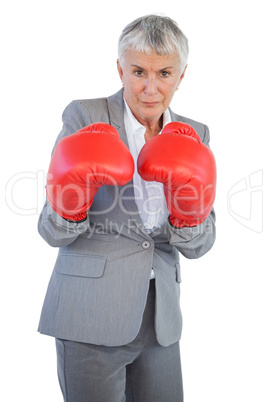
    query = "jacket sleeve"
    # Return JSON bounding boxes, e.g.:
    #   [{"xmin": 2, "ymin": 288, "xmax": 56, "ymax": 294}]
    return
[
  {"xmin": 38, "ymin": 101, "xmax": 94, "ymax": 247},
  {"xmin": 165, "ymin": 208, "xmax": 216, "ymax": 258}
]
